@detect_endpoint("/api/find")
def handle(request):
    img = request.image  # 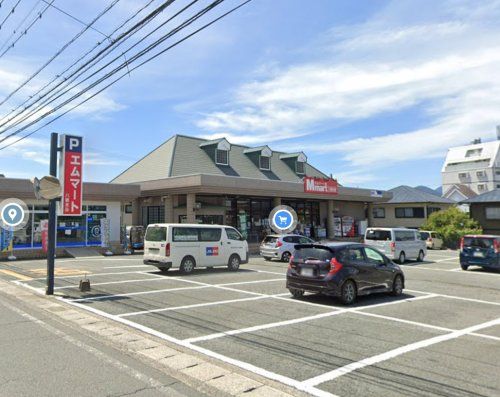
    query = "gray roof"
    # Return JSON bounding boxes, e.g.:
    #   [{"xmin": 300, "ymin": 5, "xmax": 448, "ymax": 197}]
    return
[
  {"xmin": 387, "ymin": 185, "xmax": 455, "ymax": 204},
  {"xmin": 461, "ymin": 189, "xmax": 500, "ymax": 203},
  {"xmin": 414, "ymin": 185, "xmax": 441, "ymax": 197},
  {"xmin": 111, "ymin": 135, "xmax": 327, "ymax": 184}
]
